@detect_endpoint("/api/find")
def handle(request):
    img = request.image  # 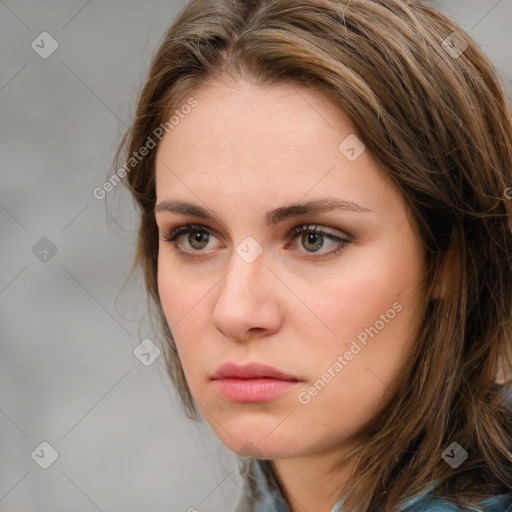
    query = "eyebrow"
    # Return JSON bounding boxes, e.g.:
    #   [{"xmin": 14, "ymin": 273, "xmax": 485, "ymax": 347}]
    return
[{"xmin": 154, "ymin": 197, "xmax": 371, "ymax": 225}]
